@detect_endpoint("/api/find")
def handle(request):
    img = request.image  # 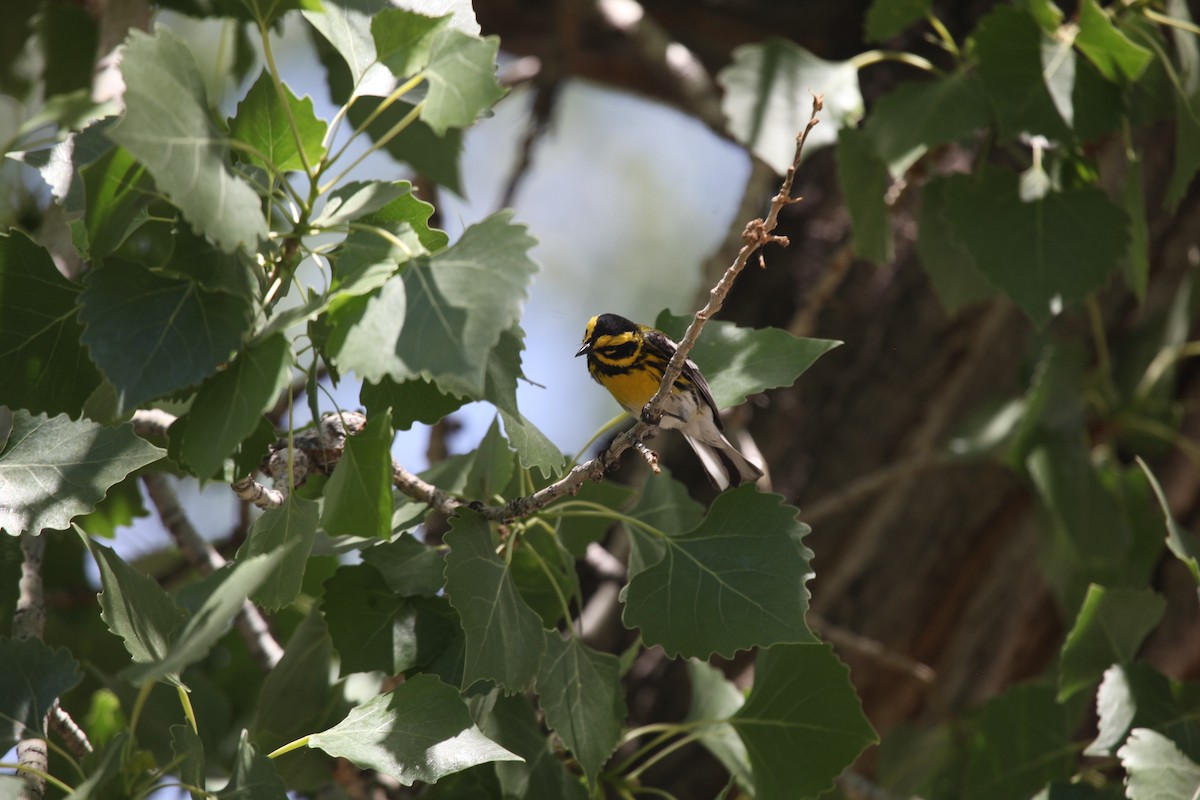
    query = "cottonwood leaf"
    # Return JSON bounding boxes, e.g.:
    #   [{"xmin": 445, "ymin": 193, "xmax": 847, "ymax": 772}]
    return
[
  {"xmin": 837, "ymin": 126, "xmax": 892, "ymax": 263},
  {"xmin": 81, "ymin": 145, "xmax": 155, "ymax": 259},
  {"xmin": 320, "ymin": 410, "xmax": 393, "ymax": 539},
  {"xmin": 510, "ymin": 525, "xmax": 577, "ymax": 628},
  {"xmin": 307, "ymin": 674, "xmax": 521, "ymax": 785},
  {"xmin": 1120, "ymin": 728, "xmax": 1200, "ymax": 800},
  {"xmin": 971, "ymin": 5, "xmax": 1071, "ymax": 140},
  {"xmin": 171, "ymin": 724, "xmax": 205, "ymax": 800},
  {"xmin": 864, "ymin": 0, "xmax": 931, "ymax": 41},
  {"xmin": 654, "ymin": 312, "xmax": 840, "ymax": 411},
  {"xmin": 499, "ymin": 409, "xmax": 563, "ymax": 480},
  {"xmin": 1087, "ymin": 663, "xmax": 1200, "ymax": 759},
  {"xmin": 622, "ymin": 485, "xmax": 816, "ymax": 659},
  {"xmin": 361, "ymin": 533, "xmax": 445, "ymax": 596},
  {"xmin": 535, "ymin": 633, "xmax": 625, "ymax": 786},
  {"xmin": 329, "ymin": 212, "xmax": 537, "ymax": 401},
  {"xmin": 731, "ymin": 643, "xmax": 876, "ymax": 800},
  {"xmin": 687, "ymin": 660, "xmax": 753, "ymax": 795},
  {"xmin": 372, "ymin": 7, "xmax": 450, "ymax": 79},
  {"xmin": 1058, "ymin": 584, "xmax": 1165, "ymax": 701},
  {"xmin": 916, "ymin": 177, "xmax": 995, "ymax": 314},
  {"xmin": 0, "ymin": 231, "xmax": 101, "ymax": 416},
  {"xmin": 108, "ymin": 28, "xmax": 266, "ymax": 253},
  {"xmin": 1139, "ymin": 458, "xmax": 1200, "ymax": 589},
  {"xmin": 623, "ymin": 467, "xmax": 702, "ymax": 581},
  {"xmin": 444, "ymin": 510, "xmax": 545, "ymax": 693},
  {"xmin": 421, "ymin": 29, "xmax": 505, "ymax": 135},
  {"xmin": 482, "ymin": 693, "xmax": 589, "ymax": 800},
  {"xmin": 0, "ymin": 413, "xmax": 163, "ymax": 536},
  {"xmin": 230, "ymin": 70, "xmax": 327, "ymax": 175},
  {"xmin": 962, "ymin": 683, "xmax": 1074, "ymax": 800},
  {"xmin": 312, "ymin": 181, "xmax": 412, "ymax": 229},
  {"xmin": 171, "ymin": 334, "xmax": 292, "ymax": 480},
  {"xmin": 941, "ymin": 169, "xmax": 1128, "ymax": 326},
  {"xmin": 718, "ymin": 39, "xmax": 862, "ymax": 171},
  {"xmin": 217, "ymin": 731, "xmax": 288, "ymax": 800},
  {"xmin": 238, "ymin": 494, "xmax": 319, "ymax": 609},
  {"xmin": 0, "ymin": 638, "xmax": 82, "ymax": 750},
  {"xmin": 304, "ymin": 0, "xmax": 393, "ymax": 92},
  {"xmin": 1076, "ymin": 0, "xmax": 1152, "ymax": 85},
  {"xmin": 79, "ymin": 260, "xmax": 252, "ymax": 414}
]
